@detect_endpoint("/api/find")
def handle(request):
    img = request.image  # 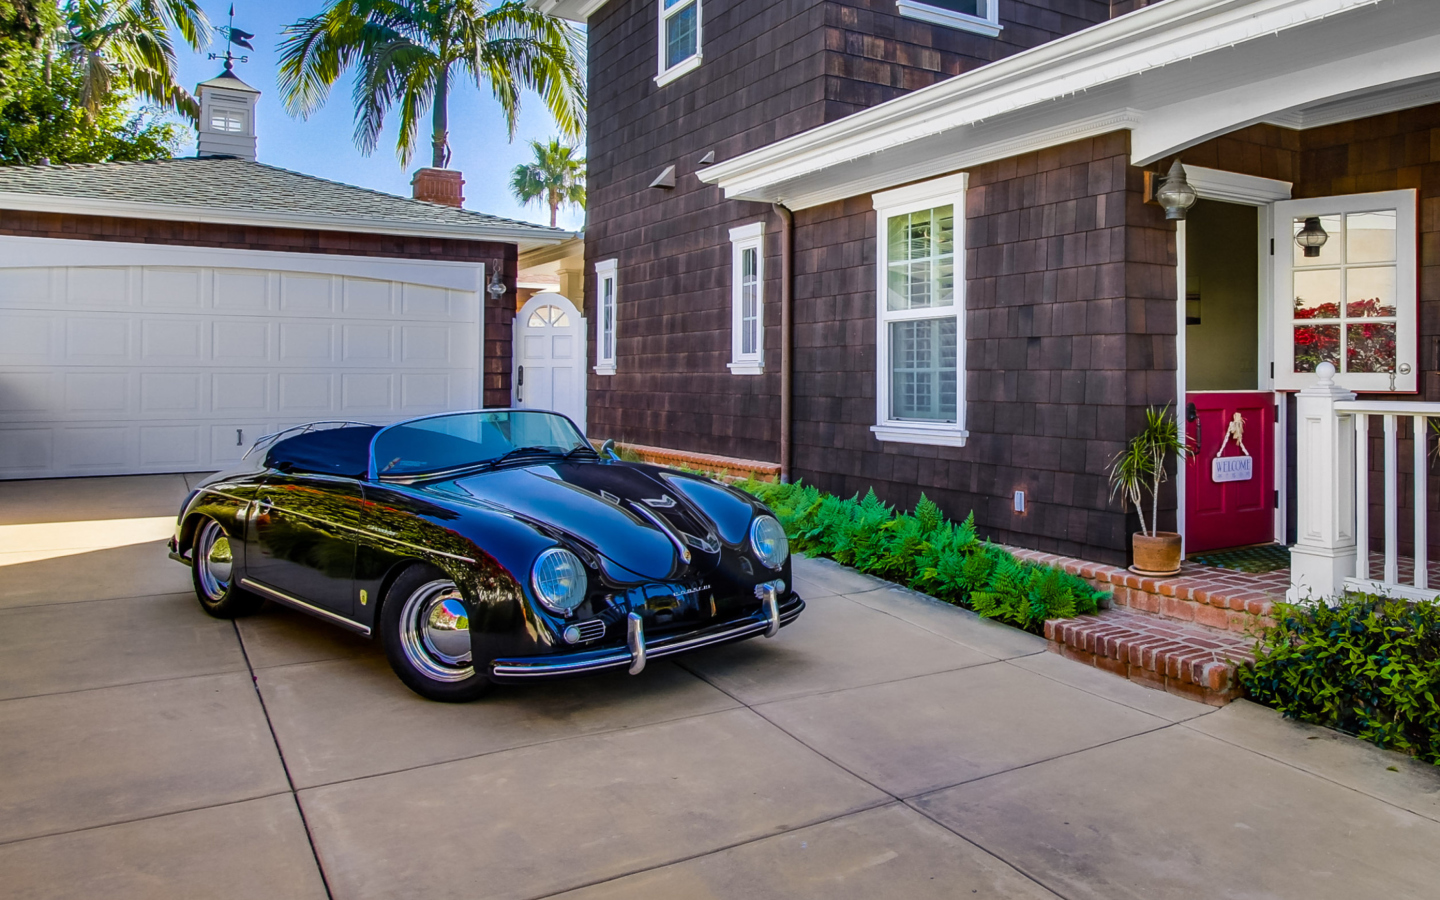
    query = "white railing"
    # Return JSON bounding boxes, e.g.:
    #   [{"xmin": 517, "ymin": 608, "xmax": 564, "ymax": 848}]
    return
[{"xmin": 1291, "ymin": 362, "xmax": 1439, "ymax": 603}]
